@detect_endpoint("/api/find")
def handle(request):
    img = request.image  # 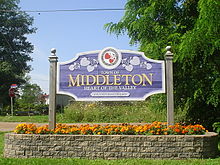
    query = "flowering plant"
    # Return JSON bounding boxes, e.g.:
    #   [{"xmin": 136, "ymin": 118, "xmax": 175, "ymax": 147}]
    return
[
  {"xmin": 14, "ymin": 122, "xmax": 208, "ymax": 135},
  {"xmin": 14, "ymin": 123, "xmax": 37, "ymax": 134}
]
